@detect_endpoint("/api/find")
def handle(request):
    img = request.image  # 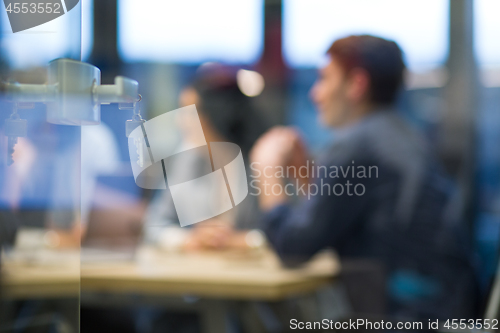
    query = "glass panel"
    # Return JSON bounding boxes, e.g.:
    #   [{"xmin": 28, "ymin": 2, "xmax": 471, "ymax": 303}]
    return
[
  {"xmin": 82, "ymin": 0, "xmax": 93, "ymax": 61},
  {"xmin": 0, "ymin": 0, "xmax": 81, "ymax": 68},
  {"xmin": 0, "ymin": 2, "xmax": 81, "ymax": 332}
]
